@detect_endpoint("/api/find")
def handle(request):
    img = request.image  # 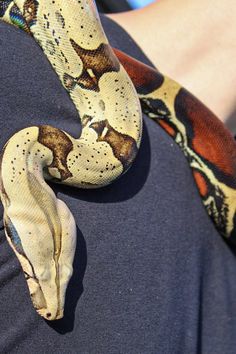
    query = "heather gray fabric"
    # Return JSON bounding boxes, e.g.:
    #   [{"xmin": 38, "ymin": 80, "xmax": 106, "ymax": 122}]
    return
[{"xmin": 0, "ymin": 15, "xmax": 236, "ymax": 354}]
